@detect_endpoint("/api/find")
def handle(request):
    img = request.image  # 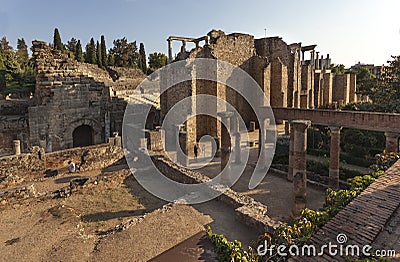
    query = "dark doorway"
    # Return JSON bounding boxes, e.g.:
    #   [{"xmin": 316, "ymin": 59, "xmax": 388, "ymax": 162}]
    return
[{"xmin": 73, "ymin": 125, "xmax": 94, "ymax": 147}]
